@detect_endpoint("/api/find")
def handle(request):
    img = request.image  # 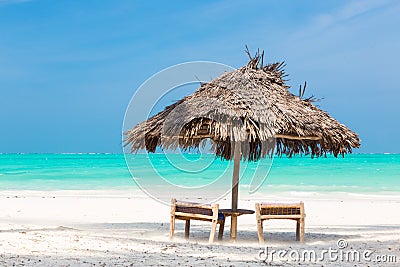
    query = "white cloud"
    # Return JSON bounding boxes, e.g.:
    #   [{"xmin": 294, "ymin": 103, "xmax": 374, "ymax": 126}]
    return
[
  {"xmin": 278, "ymin": 0, "xmax": 400, "ymax": 56},
  {"xmin": 315, "ymin": 0, "xmax": 393, "ymax": 27}
]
